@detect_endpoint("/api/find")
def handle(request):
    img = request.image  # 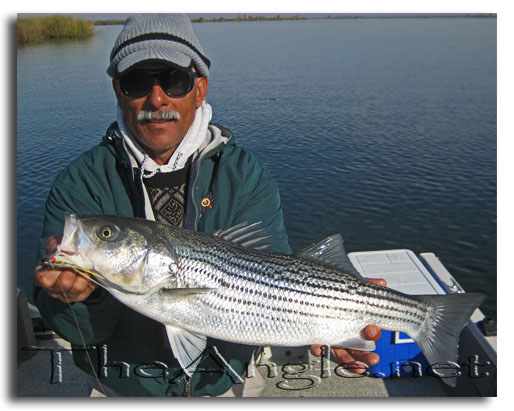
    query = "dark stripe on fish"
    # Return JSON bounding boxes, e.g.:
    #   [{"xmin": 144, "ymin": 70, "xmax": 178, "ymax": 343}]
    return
[{"xmin": 178, "ymin": 252, "xmax": 427, "ymax": 324}]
